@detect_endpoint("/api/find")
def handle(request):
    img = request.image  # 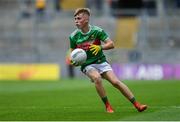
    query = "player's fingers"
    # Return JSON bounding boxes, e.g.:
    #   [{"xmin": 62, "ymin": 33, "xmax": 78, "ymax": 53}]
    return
[
  {"xmin": 89, "ymin": 45, "xmax": 94, "ymax": 48},
  {"xmin": 90, "ymin": 47, "xmax": 95, "ymax": 51},
  {"xmin": 74, "ymin": 62, "xmax": 79, "ymax": 66},
  {"xmin": 71, "ymin": 60, "xmax": 78, "ymax": 66},
  {"xmin": 92, "ymin": 50, "xmax": 96, "ymax": 55},
  {"xmin": 75, "ymin": 63, "xmax": 79, "ymax": 66},
  {"xmin": 93, "ymin": 50, "xmax": 98, "ymax": 55},
  {"xmin": 89, "ymin": 47, "xmax": 93, "ymax": 50},
  {"xmin": 95, "ymin": 51, "xmax": 98, "ymax": 55}
]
